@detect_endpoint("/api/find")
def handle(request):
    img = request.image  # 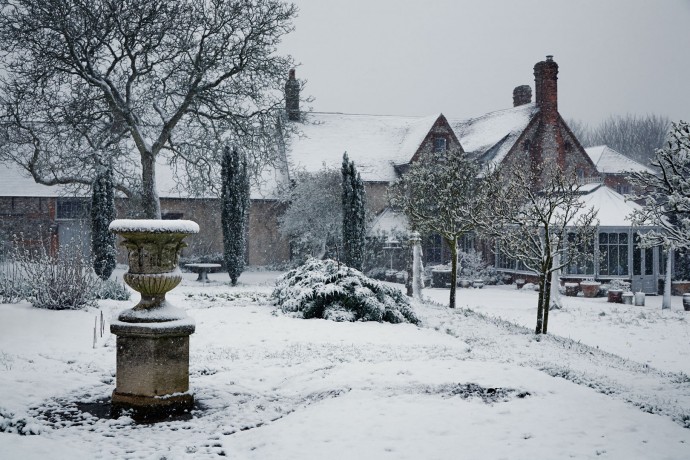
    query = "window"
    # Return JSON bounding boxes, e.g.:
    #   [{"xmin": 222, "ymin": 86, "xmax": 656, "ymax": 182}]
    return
[
  {"xmin": 56, "ymin": 199, "xmax": 89, "ymax": 220},
  {"xmin": 433, "ymin": 137, "xmax": 447, "ymax": 153},
  {"xmin": 162, "ymin": 212, "xmax": 184, "ymax": 220},
  {"xmin": 564, "ymin": 233, "xmax": 594, "ymax": 275},
  {"xmin": 460, "ymin": 233, "xmax": 475, "ymax": 253},
  {"xmin": 599, "ymin": 232, "xmax": 629, "ymax": 276},
  {"xmin": 615, "ymin": 184, "xmax": 631, "ymax": 195},
  {"xmin": 423, "ymin": 234, "xmax": 450, "ymax": 265}
]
